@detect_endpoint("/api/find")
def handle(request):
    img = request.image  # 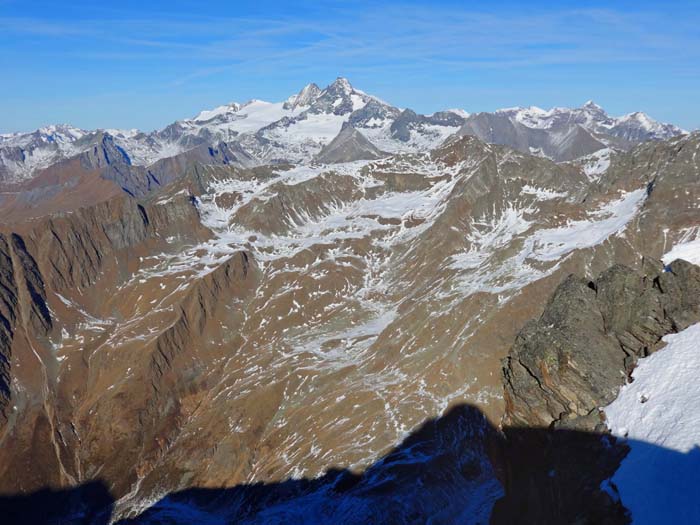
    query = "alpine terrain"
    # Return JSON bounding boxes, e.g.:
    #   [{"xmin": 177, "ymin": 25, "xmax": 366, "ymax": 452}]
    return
[{"xmin": 0, "ymin": 78, "xmax": 698, "ymax": 524}]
